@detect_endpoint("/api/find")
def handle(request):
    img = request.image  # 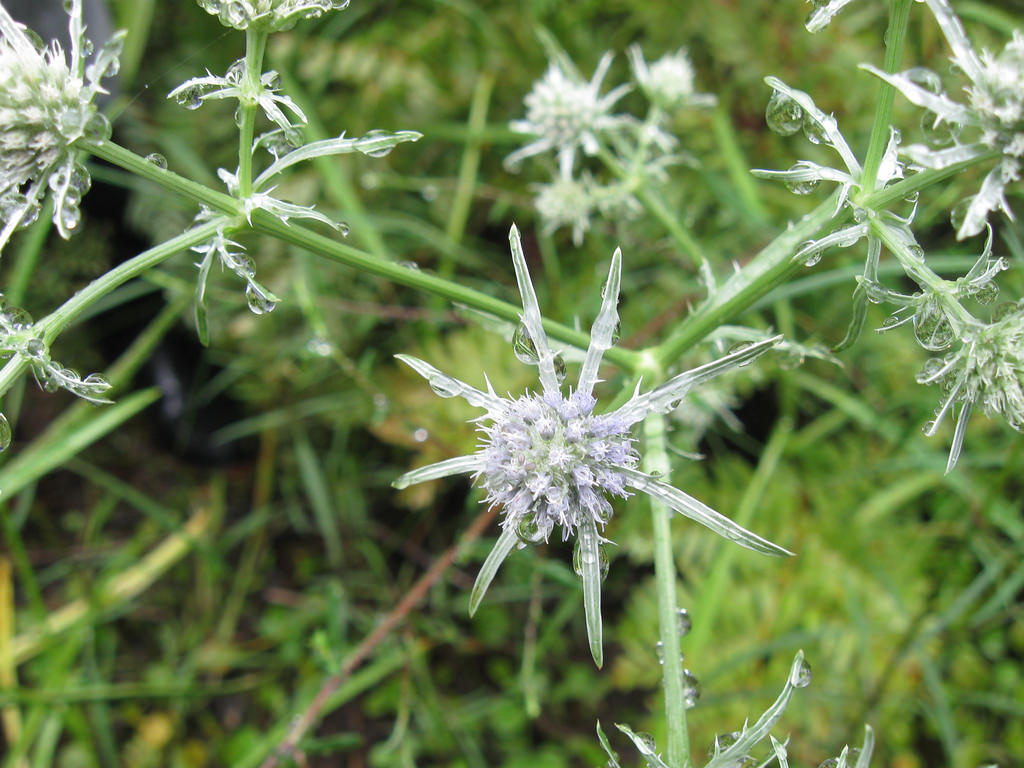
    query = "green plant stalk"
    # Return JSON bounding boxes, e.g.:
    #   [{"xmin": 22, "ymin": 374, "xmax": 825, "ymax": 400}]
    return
[
  {"xmin": 858, "ymin": 0, "xmax": 913, "ymax": 194},
  {"xmin": 237, "ymin": 28, "xmax": 268, "ymax": 197},
  {"xmin": 597, "ymin": 146, "xmax": 707, "ymax": 268},
  {"xmin": 79, "ymin": 139, "xmax": 642, "ymax": 372},
  {"xmin": 644, "ymin": 412, "xmax": 690, "ymax": 768},
  {"xmin": 654, "ymin": 191, "xmax": 842, "ymax": 366},
  {"xmin": 868, "ymin": 215, "xmax": 979, "ymax": 329},
  {"xmin": 0, "ymin": 221, "xmax": 221, "ymax": 401}
]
